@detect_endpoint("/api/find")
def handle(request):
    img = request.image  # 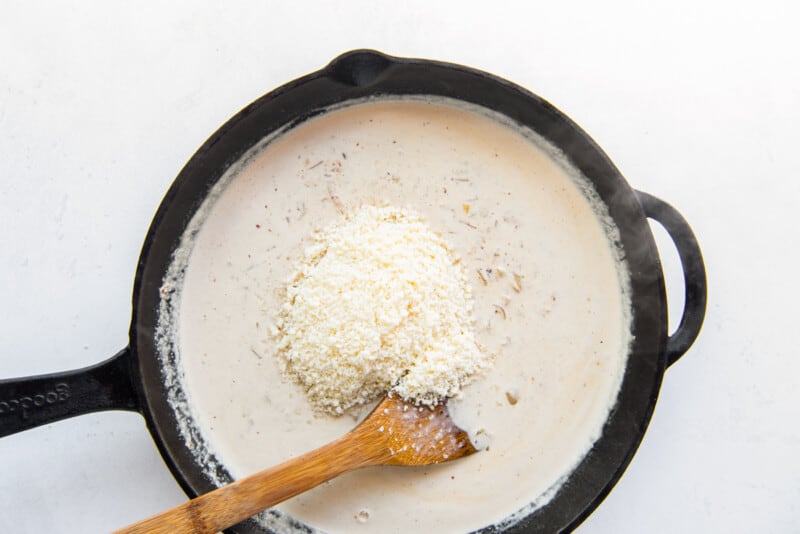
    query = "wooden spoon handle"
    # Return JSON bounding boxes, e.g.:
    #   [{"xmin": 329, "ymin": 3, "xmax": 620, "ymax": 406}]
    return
[{"xmin": 115, "ymin": 433, "xmax": 372, "ymax": 534}]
